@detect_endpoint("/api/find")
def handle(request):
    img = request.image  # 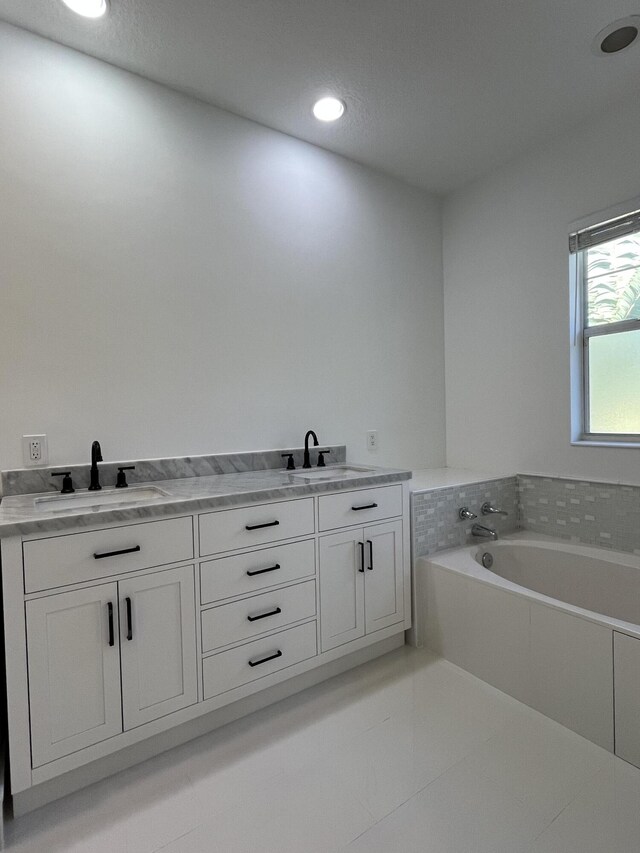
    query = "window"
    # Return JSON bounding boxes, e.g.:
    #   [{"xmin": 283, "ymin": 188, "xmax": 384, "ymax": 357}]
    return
[{"xmin": 570, "ymin": 202, "xmax": 640, "ymax": 442}]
